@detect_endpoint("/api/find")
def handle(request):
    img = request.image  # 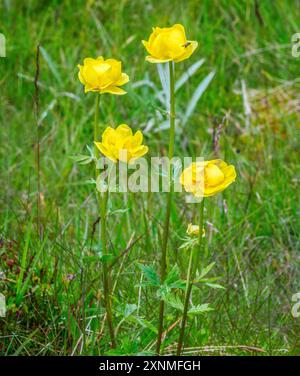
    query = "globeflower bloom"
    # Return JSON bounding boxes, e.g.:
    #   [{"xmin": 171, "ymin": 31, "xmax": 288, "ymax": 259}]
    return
[
  {"xmin": 180, "ymin": 160, "xmax": 236, "ymax": 197},
  {"xmin": 94, "ymin": 124, "xmax": 148, "ymax": 163},
  {"xmin": 142, "ymin": 24, "xmax": 198, "ymax": 63},
  {"xmin": 77, "ymin": 57, "xmax": 129, "ymax": 94},
  {"xmin": 186, "ymin": 224, "xmax": 205, "ymax": 237}
]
